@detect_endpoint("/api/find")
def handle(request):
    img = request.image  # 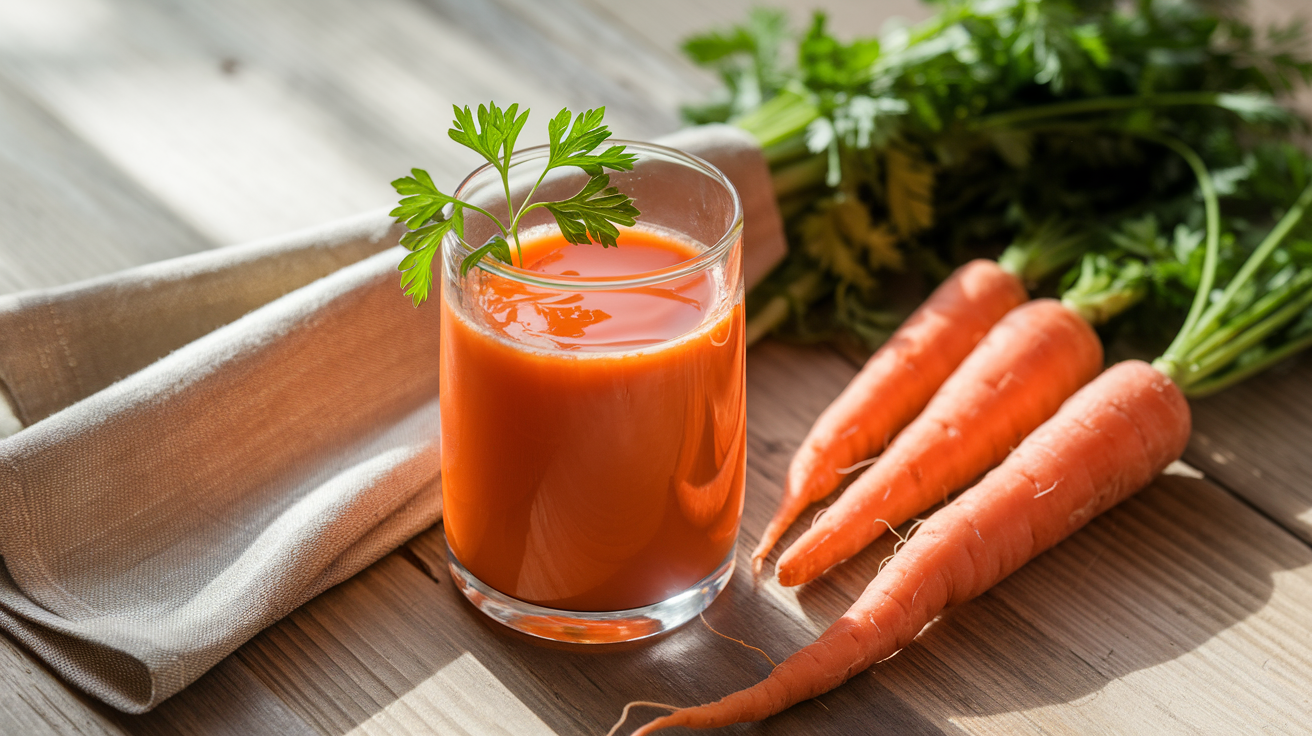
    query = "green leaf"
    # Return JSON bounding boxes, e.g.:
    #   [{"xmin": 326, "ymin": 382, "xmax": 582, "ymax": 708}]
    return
[
  {"xmin": 799, "ymin": 195, "xmax": 903, "ymax": 292},
  {"xmin": 398, "ymin": 231, "xmax": 441, "ymax": 307},
  {"xmin": 390, "ymin": 168, "xmax": 458, "ymax": 229},
  {"xmin": 1060, "ymin": 252, "xmax": 1148, "ymax": 325},
  {"xmin": 798, "ymin": 11, "xmax": 880, "ymax": 93},
  {"xmin": 680, "ymin": 8, "xmax": 789, "ymax": 119},
  {"xmin": 448, "ymin": 101, "xmax": 531, "ymax": 173},
  {"xmin": 545, "ymin": 107, "xmax": 637, "ymax": 175},
  {"xmin": 542, "ymin": 174, "xmax": 639, "ymax": 247},
  {"xmin": 396, "ymin": 203, "xmax": 464, "ymax": 306},
  {"xmin": 1214, "ymin": 93, "xmax": 1294, "ymax": 124},
  {"xmin": 460, "ymin": 234, "xmax": 513, "ymax": 276}
]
